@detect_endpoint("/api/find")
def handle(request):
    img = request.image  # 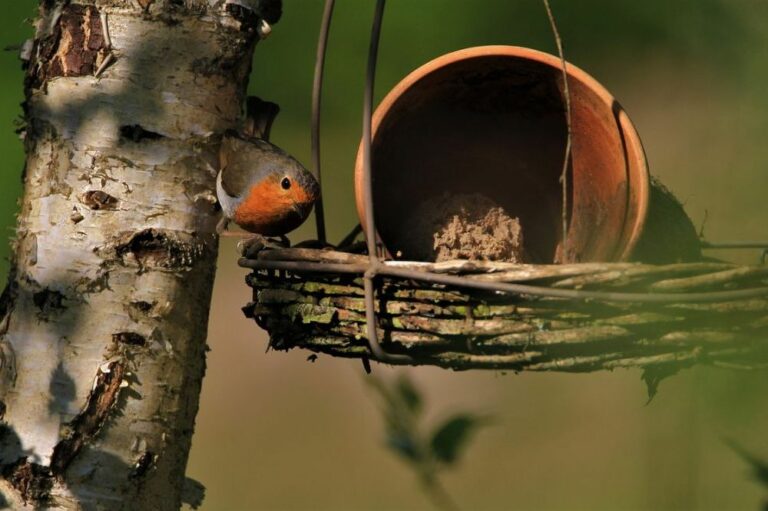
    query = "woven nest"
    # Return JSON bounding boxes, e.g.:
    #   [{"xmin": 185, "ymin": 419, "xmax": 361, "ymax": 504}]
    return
[{"xmin": 240, "ymin": 248, "xmax": 768, "ymax": 372}]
